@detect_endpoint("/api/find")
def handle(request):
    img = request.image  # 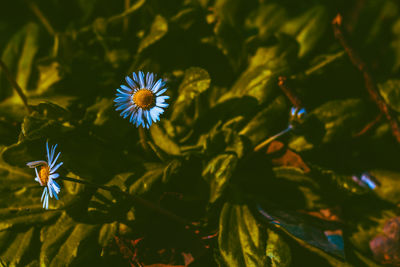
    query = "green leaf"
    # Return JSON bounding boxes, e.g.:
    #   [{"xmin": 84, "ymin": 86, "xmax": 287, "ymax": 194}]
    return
[
  {"xmin": 240, "ymin": 95, "xmax": 288, "ymax": 145},
  {"xmin": 16, "ymin": 23, "xmax": 40, "ymax": 93},
  {"xmin": 281, "ymin": 5, "xmax": 329, "ymax": 57},
  {"xmin": 370, "ymin": 169, "xmax": 400, "ymax": 204},
  {"xmin": 98, "ymin": 222, "xmax": 118, "ymax": 247},
  {"xmin": 257, "ymin": 206, "xmax": 345, "ymax": 260},
  {"xmin": 218, "ymin": 202, "xmax": 267, "ymax": 267},
  {"xmin": 49, "ymin": 224, "xmax": 98, "ymax": 266},
  {"xmin": 129, "ymin": 163, "xmax": 165, "ymax": 195},
  {"xmin": 245, "ymin": 3, "xmax": 287, "ymax": 41},
  {"xmin": 271, "ymin": 166, "xmax": 323, "ymax": 210},
  {"xmin": 378, "ymin": 79, "xmax": 400, "ymax": 112},
  {"xmin": 171, "ymin": 67, "xmax": 211, "ymax": 123},
  {"xmin": 35, "ymin": 61, "xmax": 63, "ymax": 95},
  {"xmin": 219, "ymin": 39, "xmax": 297, "ymax": 104},
  {"xmin": 265, "ymin": 228, "xmax": 291, "ymax": 267},
  {"xmin": 1, "ymin": 227, "xmax": 34, "ymax": 266},
  {"xmin": 40, "ymin": 213, "xmax": 75, "ymax": 266},
  {"xmin": 303, "ymin": 98, "xmax": 370, "ymax": 144},
  {"xmin": 202, "ymin": 154, "xmax": 237, "ymax": 203},
  {"xmin": 89, "ymin": 172, "xmax": 133, "ymax": 217},
  {"xmin": 0, "ymin": 23, "xmax": 39, "ymax": 101},
  {"xmin": 150, "ymin": 123, "xmax": 181, "ymax": 156},
  {"xmin": 138, "ymin": 15, "xmax": 168, "ymax": 53}
]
